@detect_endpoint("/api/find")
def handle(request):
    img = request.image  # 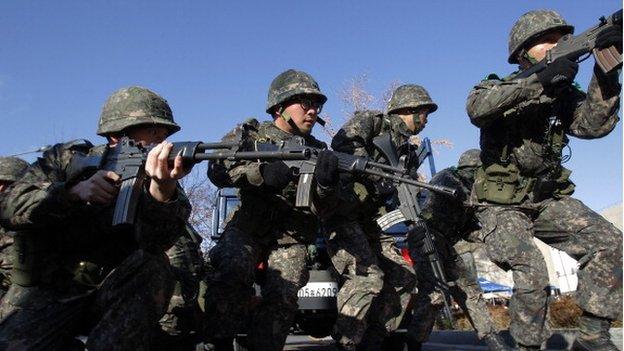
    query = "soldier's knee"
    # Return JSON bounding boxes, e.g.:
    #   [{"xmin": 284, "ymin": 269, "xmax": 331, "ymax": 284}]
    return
[{"xmin": 367, "ymin": 266, "xmax": 385, "ymax": 292}]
